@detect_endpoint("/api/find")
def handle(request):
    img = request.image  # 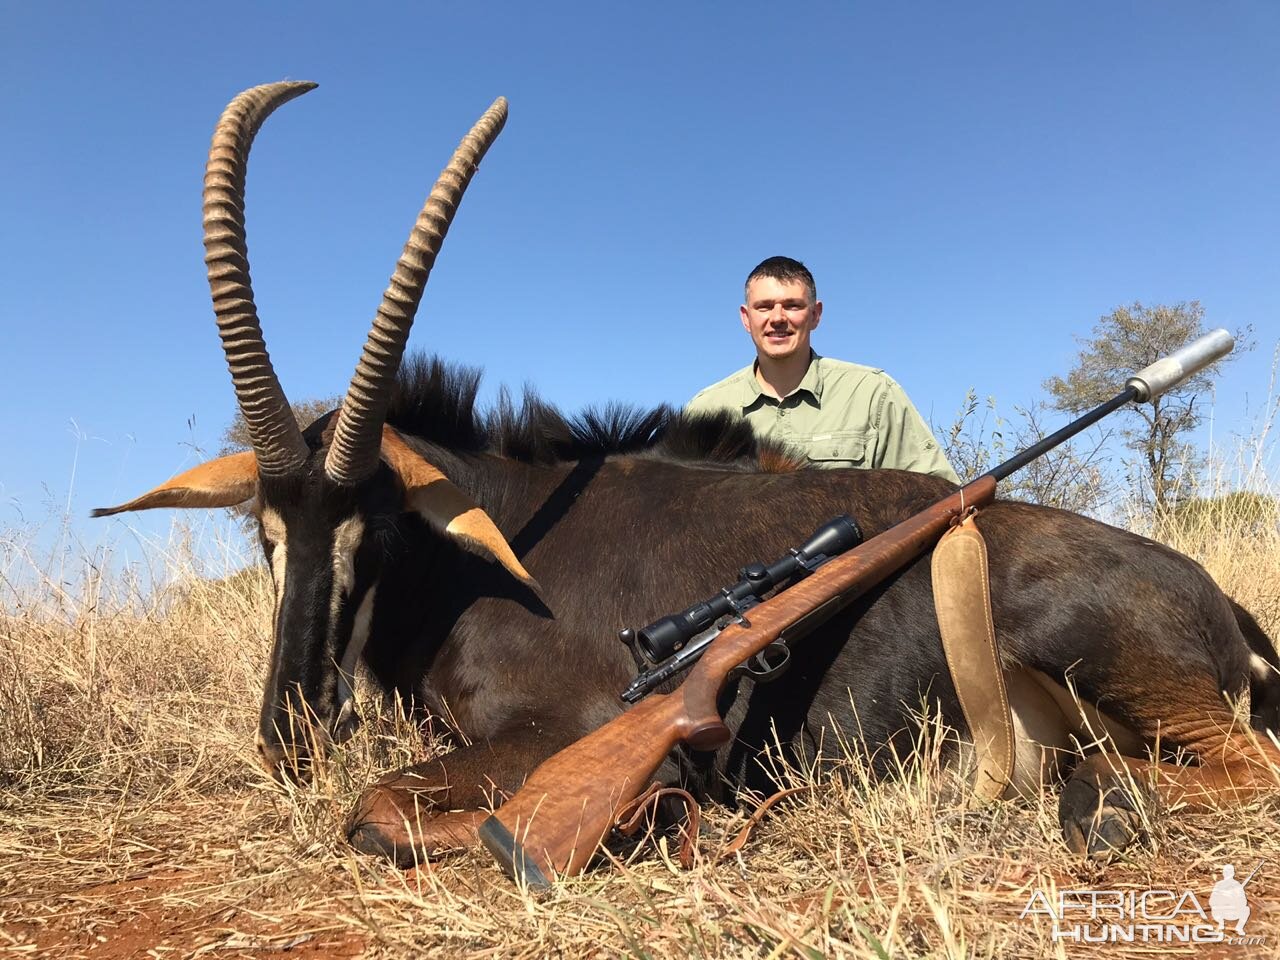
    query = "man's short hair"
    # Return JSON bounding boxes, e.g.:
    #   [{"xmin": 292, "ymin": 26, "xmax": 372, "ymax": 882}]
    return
[{"xmin": 745, "ymin": 256, "xmax": 817, "ymax": 304}]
